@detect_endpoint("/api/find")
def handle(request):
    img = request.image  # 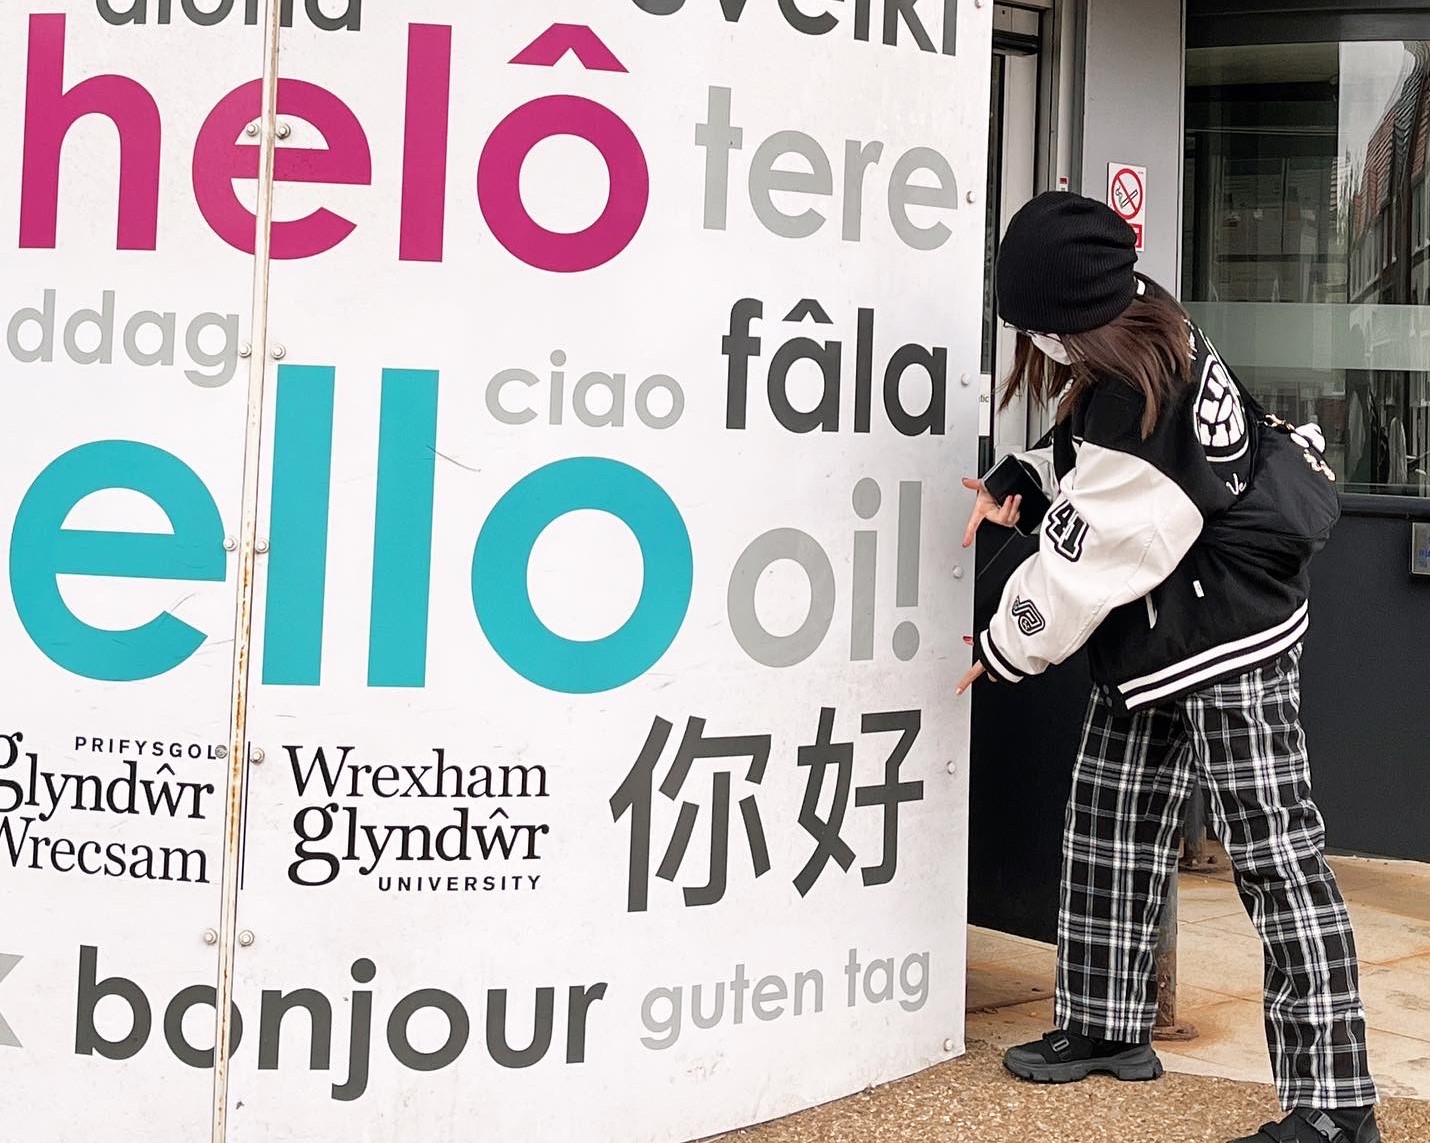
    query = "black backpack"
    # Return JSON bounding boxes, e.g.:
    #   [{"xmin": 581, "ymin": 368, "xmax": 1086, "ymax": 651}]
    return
[{"xmin": 1224, "ymin": 377, "xmax": 1342, "ymax": 566}]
